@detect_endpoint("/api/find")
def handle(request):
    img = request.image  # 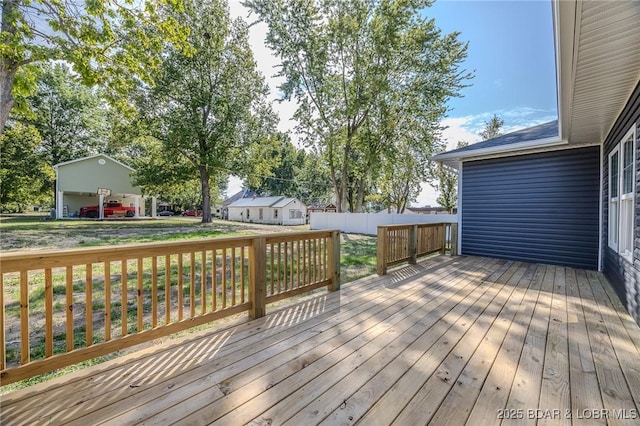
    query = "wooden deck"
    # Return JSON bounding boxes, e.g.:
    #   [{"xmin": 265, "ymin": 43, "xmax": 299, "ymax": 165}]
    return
[{"xmin": 2, "ymin": 255, "xmax": 640, "ymax": 425}]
